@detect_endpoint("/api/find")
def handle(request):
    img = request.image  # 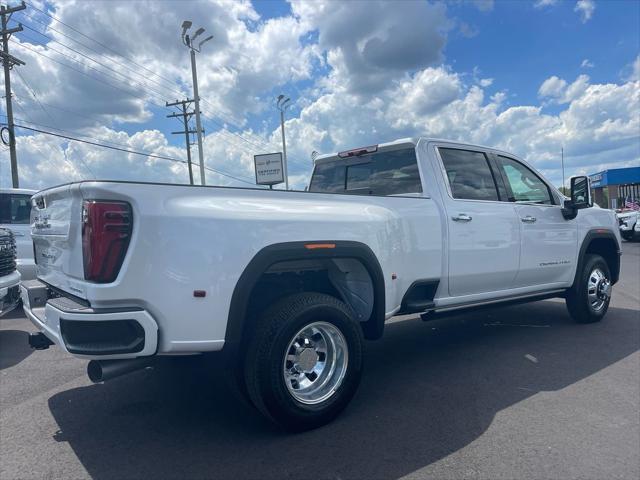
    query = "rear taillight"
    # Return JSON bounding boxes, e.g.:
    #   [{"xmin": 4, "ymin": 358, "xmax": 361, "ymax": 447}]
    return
[{"xmin": 82, "ymin": 200, "xmax": 132, "ymax": 283}]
